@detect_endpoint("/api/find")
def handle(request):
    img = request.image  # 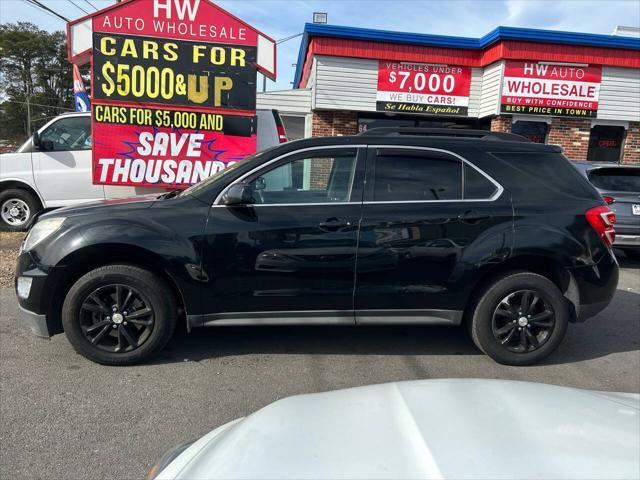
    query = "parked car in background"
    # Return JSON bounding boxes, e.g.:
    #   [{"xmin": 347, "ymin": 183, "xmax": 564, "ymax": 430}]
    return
[
  {"xmin": 574, "ymin": 162, "xmax": 640, "ymax": 260},
  {"xmin": 147, "ymin": 379, "xmax": 640, "ymax": 480},
  {"xmin": 15, "ymin": 128, "xmax": 618, "ymax": 366},
  {"xmin": 0, "ymin": 110, "xmax": 286, "ymax": 231}
]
